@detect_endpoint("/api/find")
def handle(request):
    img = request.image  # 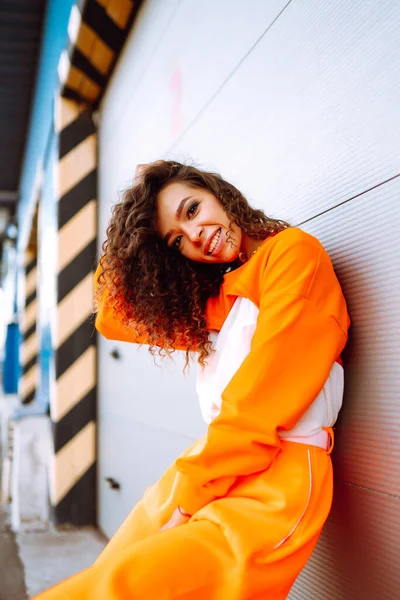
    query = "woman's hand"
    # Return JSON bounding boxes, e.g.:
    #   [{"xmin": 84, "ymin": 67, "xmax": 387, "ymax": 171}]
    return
[{"xmin": 159, "ymin": 507, "xmax": 191, "ymax": 532}]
